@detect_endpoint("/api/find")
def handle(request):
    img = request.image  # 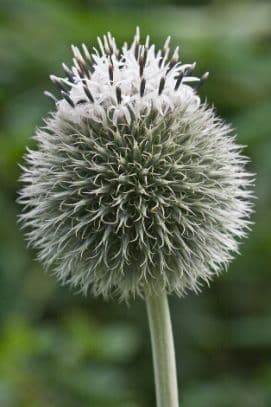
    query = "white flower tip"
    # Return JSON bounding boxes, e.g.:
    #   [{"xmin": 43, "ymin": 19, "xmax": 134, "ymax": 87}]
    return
[
  {"xmin": 164, "ymin": 36, "xmax": 171, "ymax": 48},
  {"xmin": 135, "ymin": 26, "xmax": 140, "ymax": 40}
]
